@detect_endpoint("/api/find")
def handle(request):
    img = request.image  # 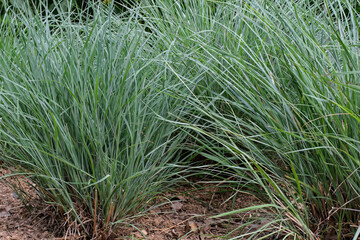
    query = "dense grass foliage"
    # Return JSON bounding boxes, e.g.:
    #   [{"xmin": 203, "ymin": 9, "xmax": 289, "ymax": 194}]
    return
[
  {"xmin": 0, "ymin": 0, "xmax": 359, "ymax": 239},
  {"xmin": 140, "ymin": 0, "xmax": 360, "ymax": 239},
  {"xmin": 0, "ymin": 2, "xmax": 190, "ymax": 238}
]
